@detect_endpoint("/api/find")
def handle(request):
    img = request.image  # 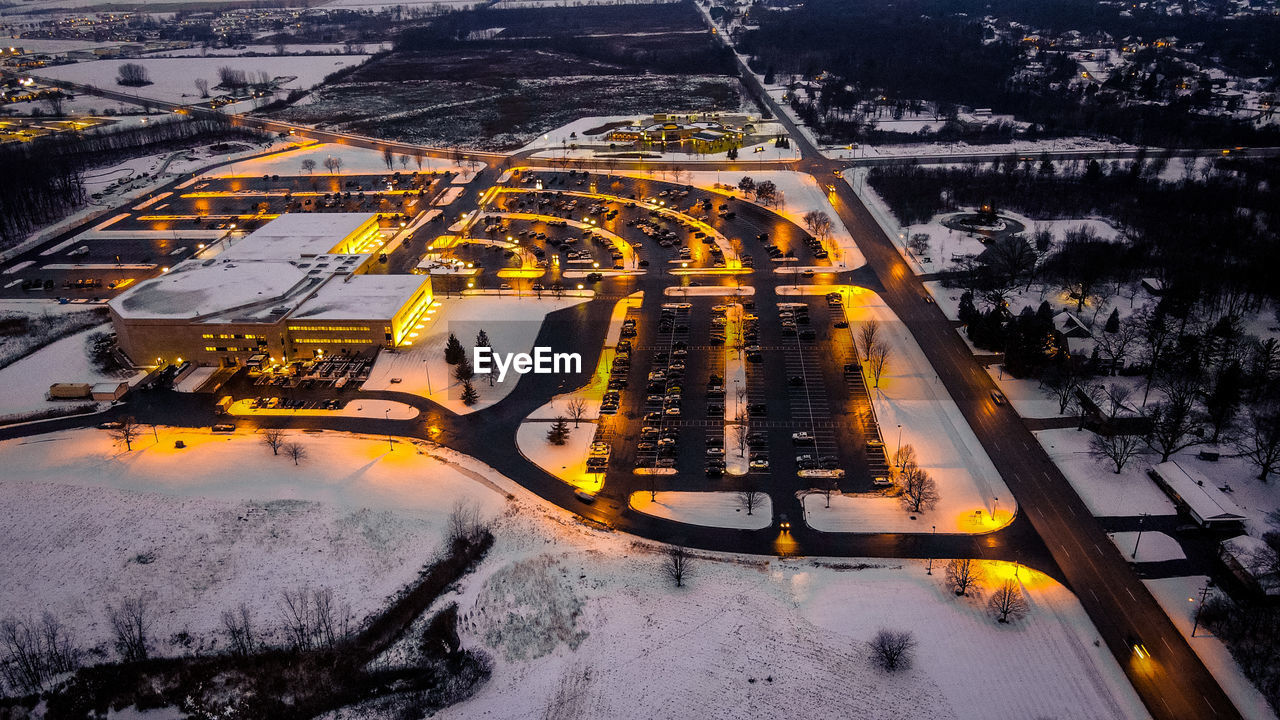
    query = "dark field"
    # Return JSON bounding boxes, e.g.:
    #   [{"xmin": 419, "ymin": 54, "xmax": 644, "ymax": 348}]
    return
[{"xmin": 262, "ymin": 1, "xmax": 741, "ymax": 150}]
